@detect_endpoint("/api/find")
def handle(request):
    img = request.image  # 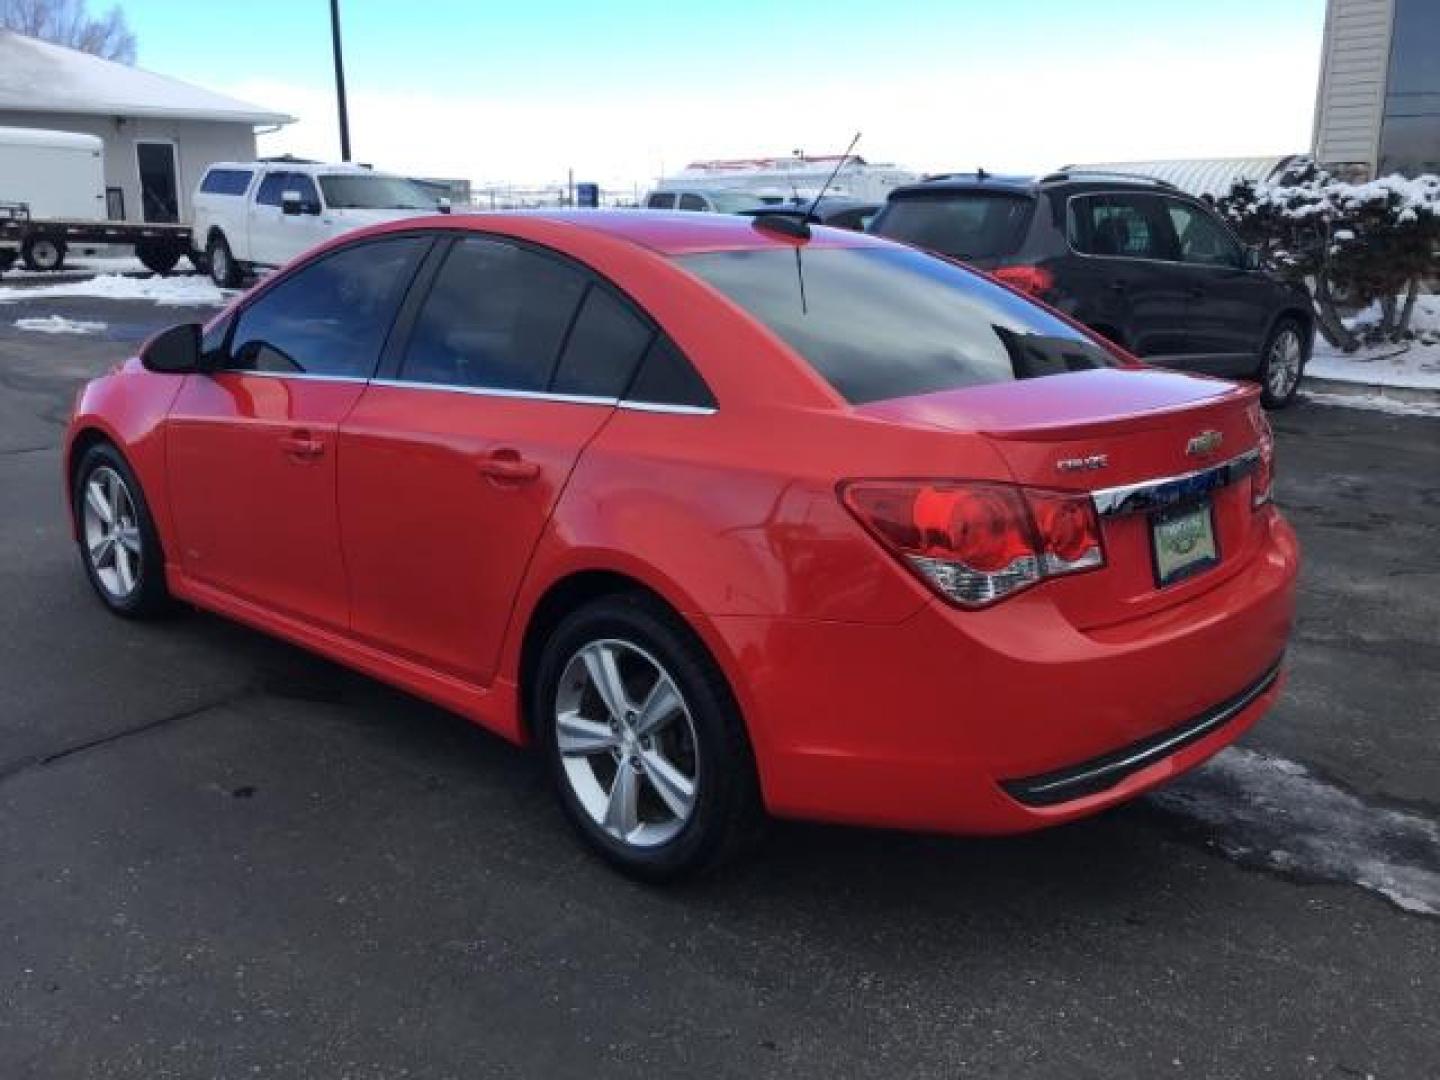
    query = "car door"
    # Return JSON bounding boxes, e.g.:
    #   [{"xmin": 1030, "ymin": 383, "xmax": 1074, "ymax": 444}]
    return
[
  {"xmin": 268, "ymin": 171, "xmax": 330, "ymax": 266},
  {"xmin": 165, "ymin": 235, "xmax": 430, "ymax": 631},
  {"xmin": 246, "ymin": 170, "xmax": 289, "ymax": 266},
  {"xmin": 1163, "ymin": 197, "xmax": 1273, "ymax": 373},
  {"xmin": 338, "ymin": 234, "xmax": 654, "ymax": 685},
  {"xmin": 1064, "ymin": 192, "xmax": 1190, "ymax": 358}
]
